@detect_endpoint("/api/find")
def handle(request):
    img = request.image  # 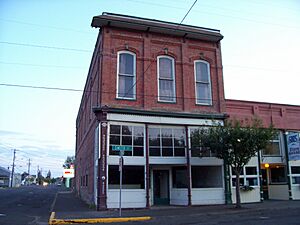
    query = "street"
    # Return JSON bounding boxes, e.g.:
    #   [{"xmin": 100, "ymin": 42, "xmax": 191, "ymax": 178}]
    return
[
  {"xmin": 1, "ymin": 185, "xmax": 300, "ymax": 225},
  {"xmin": 0, "ymin": 185, "xmax": 60, "ymax": 225}
]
